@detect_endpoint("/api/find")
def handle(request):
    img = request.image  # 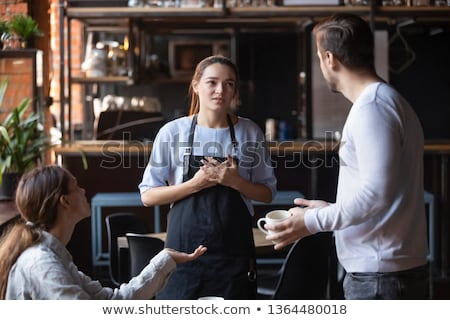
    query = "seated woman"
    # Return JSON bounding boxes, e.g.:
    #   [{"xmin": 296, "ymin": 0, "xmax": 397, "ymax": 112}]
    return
[{"xmin": 0, "ymin": 165, "xmax": 206, "ymax": 299}]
